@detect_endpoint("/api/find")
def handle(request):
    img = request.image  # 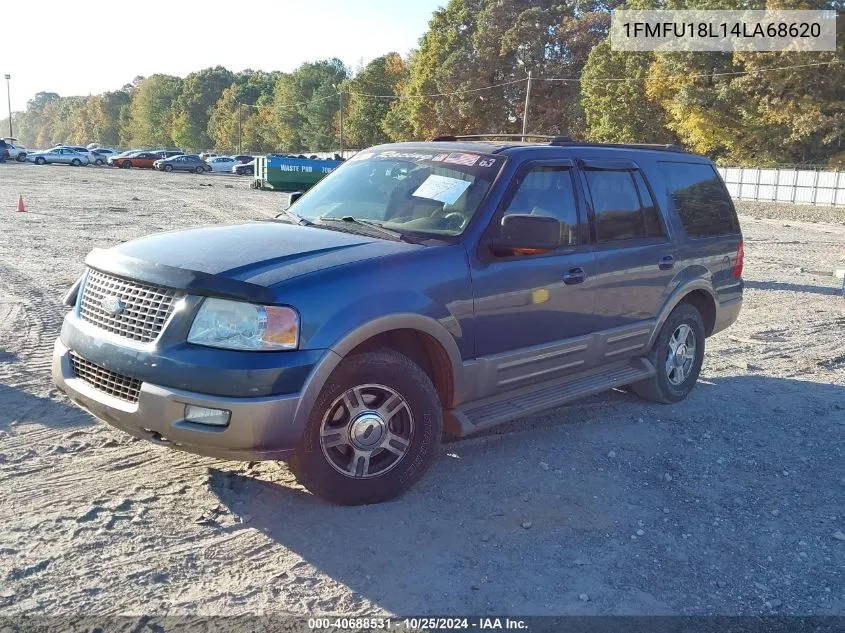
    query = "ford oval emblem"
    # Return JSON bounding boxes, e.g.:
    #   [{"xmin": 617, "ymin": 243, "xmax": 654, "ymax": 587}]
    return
[{"xmin": 101, "ymin": 295, "xmax": 125, "ymax": 315}]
